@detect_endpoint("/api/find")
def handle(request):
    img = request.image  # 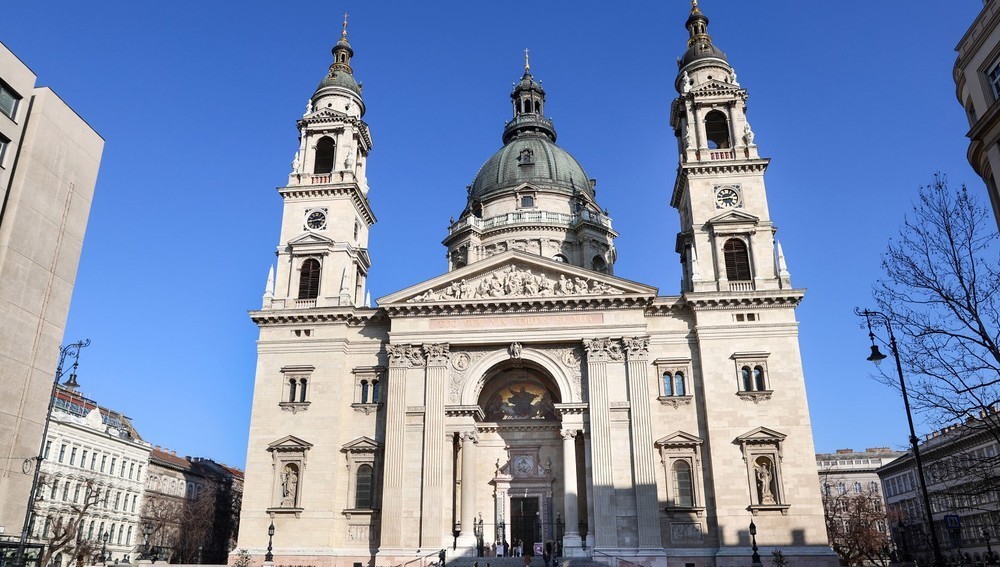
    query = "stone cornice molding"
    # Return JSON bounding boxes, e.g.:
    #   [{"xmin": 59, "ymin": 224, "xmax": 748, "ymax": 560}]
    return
[
  {"xmin": 476, "ymin": 422, "xmax": 562, "ymax": 434},
  {"xmin": 554, "ymin": 403, "xmax": 588, "ymax": 416},
  {"xmin": 250, "ymin": 307, "xmax": 388, "ymax": 327},
  {"xmin": 383, "ymin": 295, "xmax": 653, "ymax": 318},
  {"xmin": 670, "ymin": 160, "xmax": 770, "ymax": 208},
  {"xmin": 679, "ymin": 289, "xmax": 805, "ymax": 310},
  {"xmin": 444, "ymin": 405, "xmax": 484, "ymax": 420},
  {"xmin": 278, "ymin": 182, "xmax": 376, "ymax": 226}
]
